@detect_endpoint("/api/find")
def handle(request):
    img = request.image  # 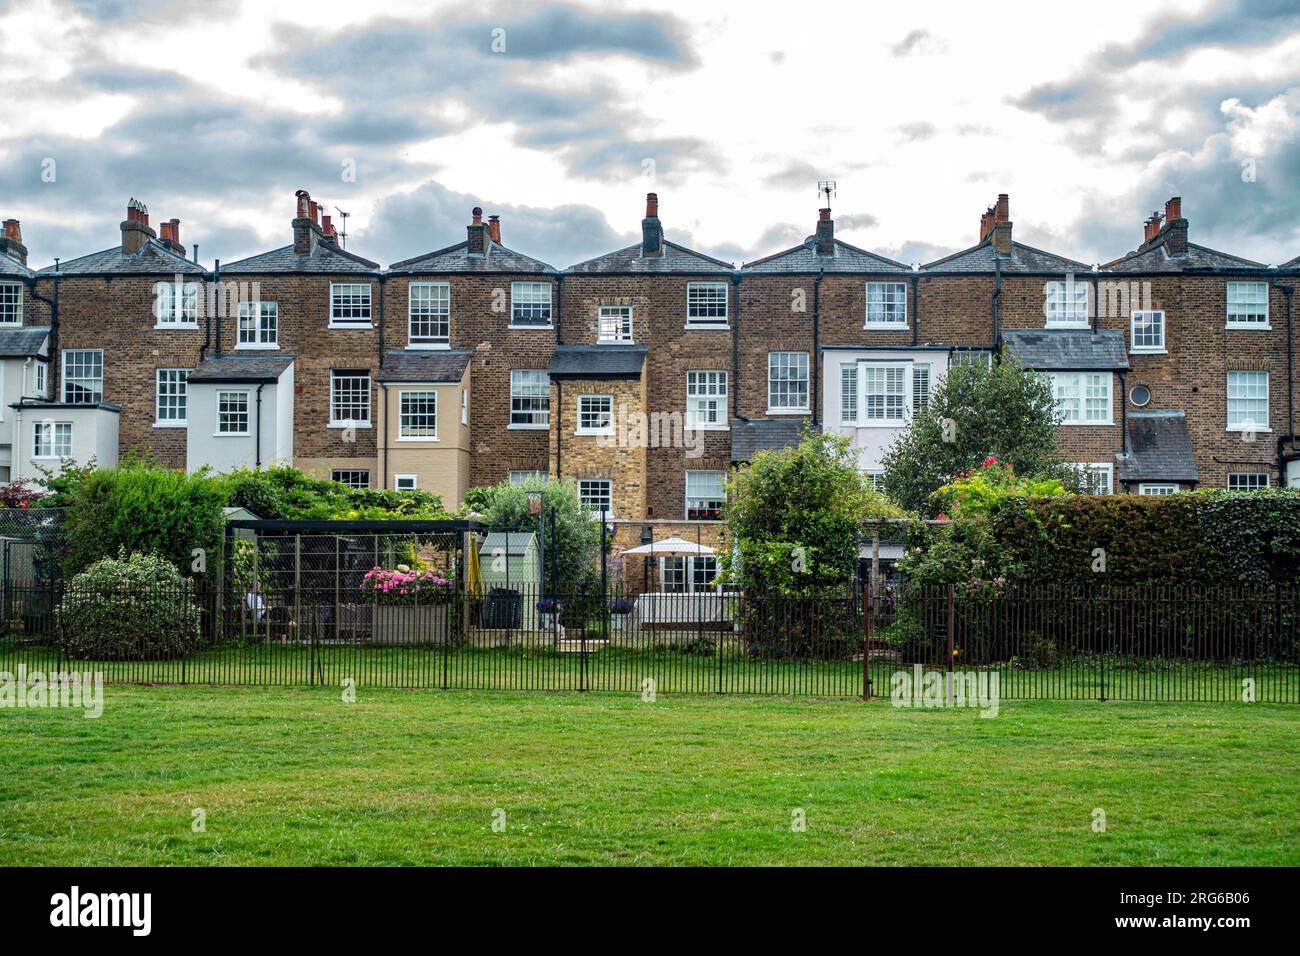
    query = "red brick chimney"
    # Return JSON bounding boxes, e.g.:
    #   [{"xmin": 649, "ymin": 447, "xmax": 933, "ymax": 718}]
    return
[
  {"xmin": 321, "ymin": 214, "xmax": 338, "ymax": 245},
  {"xmin": 1161, "ymin": 196, "xmax": 1187, "ymax": 254},
  {"xmin": 641, "ymin": 192, "xmax": 663, "ymax": 258},
  {"xmin": 988, "ymin": 193, "xmax": 1012, "ymax": 255},
  {"xmin": 815, "ymin": 207, "xmax": 834, "ymax": 256},
  {"xmin": 467, "ymin": 207, "xmax": 487, "ymax": 255},
  {"xmin": 0, "ymin": 219, "xmax": 27, "ymax": 267},
  {"xmin": 121, "ymin": 198, "xmax": 156, "ymax": 254},
  {"xmin": 293, "ymin": 189, "xmax": 321, "ymax": 255},
  {"xmin": 487, "ymin": 215, "xmax": 501, "ymax": 245}
]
